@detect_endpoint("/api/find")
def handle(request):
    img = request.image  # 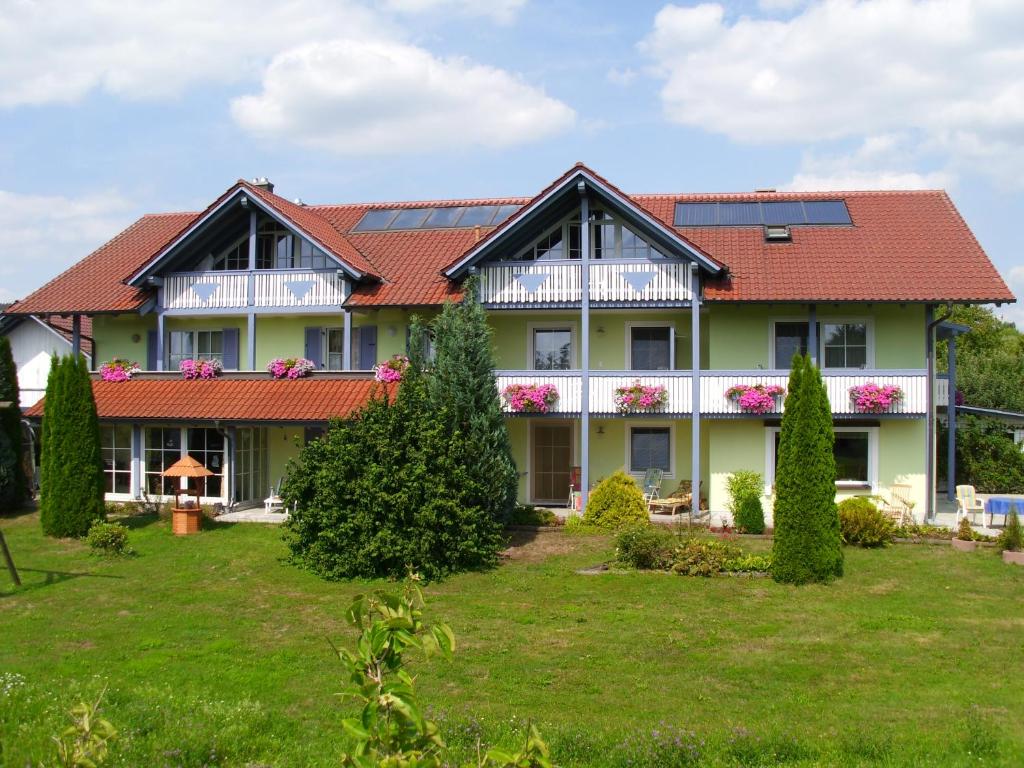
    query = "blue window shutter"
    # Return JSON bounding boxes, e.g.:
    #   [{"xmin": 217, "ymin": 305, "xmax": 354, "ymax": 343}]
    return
[
  {"xmin": 305, "ymin": 327, "xmax": 323, "ymax": 368},
  {"xmin": 146, "ymin": 330, "xmax": 158, "ymax": 370},
  {"xmin": 359, "ymin": 326, "xmax": 377, "ymax": 369},
  {"xmin": 222, "ymin": 328, "xmax": 240, "ymax": 370}
]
